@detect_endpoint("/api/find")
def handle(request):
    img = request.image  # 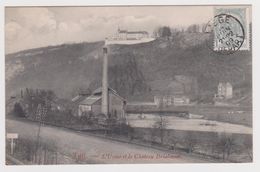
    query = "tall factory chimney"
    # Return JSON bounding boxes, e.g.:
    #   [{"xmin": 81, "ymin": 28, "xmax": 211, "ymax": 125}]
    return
[{"xmin": 101, "ymin": 46, "xmax": 109, "ymax": 116}]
